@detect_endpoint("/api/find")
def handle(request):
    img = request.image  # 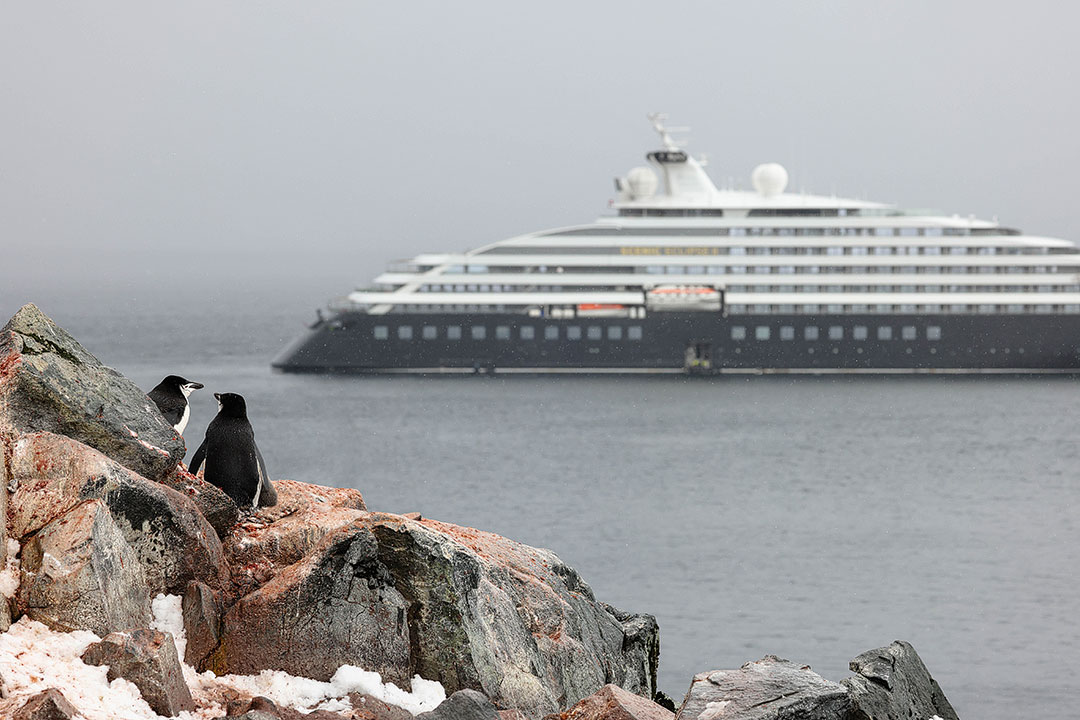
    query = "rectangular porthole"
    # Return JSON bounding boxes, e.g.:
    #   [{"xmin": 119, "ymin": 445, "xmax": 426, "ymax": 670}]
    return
[
  {"xmin": 374, "ymin": 326, "xmax": 389, "ymax": 340},
  {"xmin": 398, "ymin": 326, "xmax": 413, "ymax": 340},
  {"xmin": 755, "ymin": 326, "xmax": 771, "ymax": 340},
  {"xmin": 854, "ymin": 326, "xmax": 868, "ymax": 340},
  {"xmin": 731, "ymin": 326, "xmax": 746, "ymax": 340},
  {"xmin": 780, "ymin": 326, "xmax": 795, "ymax": 341},
  {"xmin": 520, "ymin": 326, "xmax": 535, "ymax": 340},
  {"xmin": 877, "ymin": 326, "xmax": 892, "ymax": 340},
  {"xmin": 587, "ymin": 326, "xmax": 602, "ymax": 340},
  {"xmin": 628, "ymin": 326, "xmax": 643, "ymax": 340},
  {"xmin": 471, "ymin": 326, "xmax": 486, "ymax": 340},
  {"xmin": 447, "ymin": 326, "xmax": 462, "ymax": 340},
  {"xmin": 804, "ymin": 326, "xmax": 819, "ymax": 341},
  {"xmin": 902, "ymin": 326, "xmax": 916, "ymax": 340},
  {"xmin": 422, "ymin": 326, "xmax": 437, "ymax": 340},
  {"xmin": 927, "ymin": 326, "xmax": 942, "ymax": 340},
  {"xmin": 567, "ymin": 326, "xmax": 582, "ymax": 340},
  {"xmin": 496, "ymin": 326, "xmax": 511, "ymax": 340},
  {"xmin": 607, "ymin": 326, "xmax": 623, "ymax": 340},
  {"xmin": 829, "ymin": 326, "xmax": 843, "ymax": 340},
  {"xmin": 544, "ymin": 326, "xmax": 559, "ymax": 340}
]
